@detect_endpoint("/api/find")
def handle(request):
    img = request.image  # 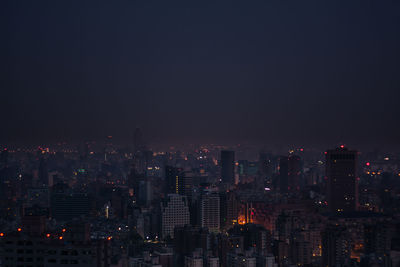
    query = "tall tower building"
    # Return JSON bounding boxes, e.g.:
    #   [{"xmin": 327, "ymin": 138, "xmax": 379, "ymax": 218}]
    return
[
  {"xmin": 326, "ymin": 147, "xmax": 358, "ymax": 212},
  {"xmin": 288, "ymin": 155, "xmax": 301, "ymax": 191},
  {"xmin": 221, "ymin": 150, "xmax": 235, "ymax": 184},
  {"xmin": 161, "ymin": 194, "xmax": 190, "ymax": 238},
  {"xmin": 165, "ymin": 166, "xmax": 183, "ymax": 195},
  {"xmin": 200, "ymin": 191, "xmax": 220, "ymax": 232},
  {"xmin": 165, "ymin": 166, "xmax": 192, "ymax": 199},
  {"xmin": 180, "ymin": 171, "xmax": 193, "ymax": 200},
  {"xmin": 279, "ymin": 155, "xmax": 301, "ymax": 192}
]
